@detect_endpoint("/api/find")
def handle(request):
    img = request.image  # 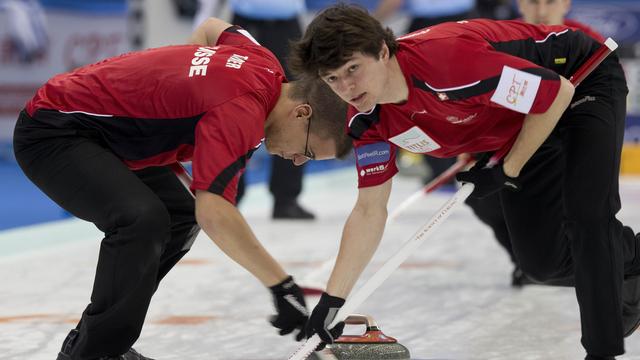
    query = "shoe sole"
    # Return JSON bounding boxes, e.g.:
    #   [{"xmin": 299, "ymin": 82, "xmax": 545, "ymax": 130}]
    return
[
  {"xmin": 623, "ymin": 275, "xmax": 640, "ymax": 337},
  {"xmin": 624, "ymin": 313, "xmax": 640, "ymax": 337}
]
